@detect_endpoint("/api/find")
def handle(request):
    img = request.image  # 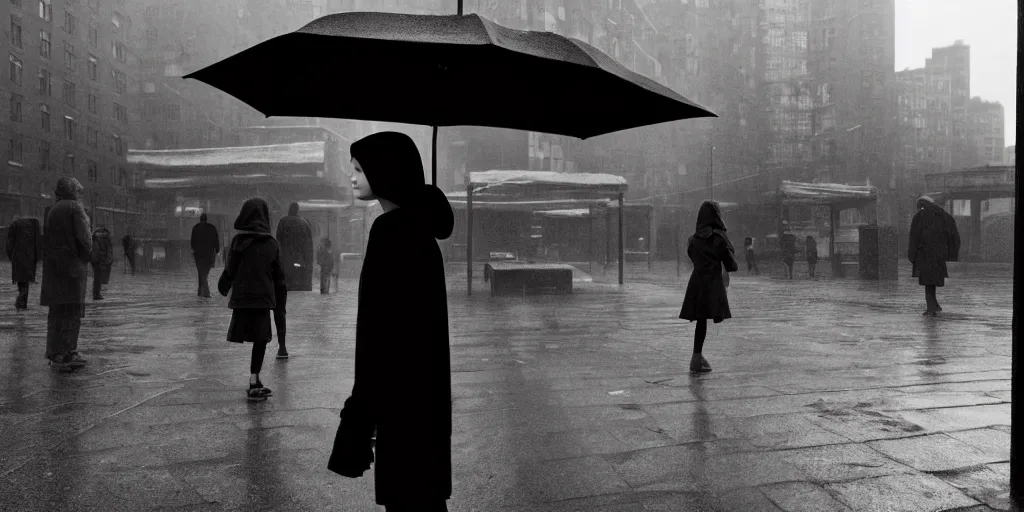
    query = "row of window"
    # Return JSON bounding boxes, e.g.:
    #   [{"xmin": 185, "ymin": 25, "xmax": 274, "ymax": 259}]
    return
[
  {"xmin": 10, "ymin": 55, "xmax": 129, "ymax": 113},
  {"xmin": 8, "ymin": 97, "xmax": 126, "ymax": 150},
  {"xmin": 7, "ymin": 138, "xmax": 129, "ymax": 186}
]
